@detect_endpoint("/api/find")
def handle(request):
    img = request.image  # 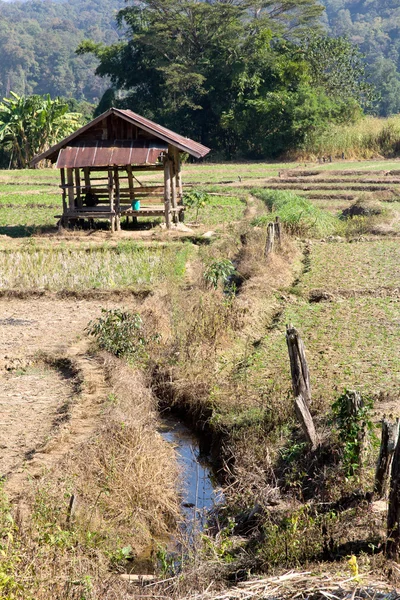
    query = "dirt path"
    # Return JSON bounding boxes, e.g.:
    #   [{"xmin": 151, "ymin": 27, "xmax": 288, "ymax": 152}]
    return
[{"xmin": 0, "ymin": 297, "xmax": 137, "ymax": 497}]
